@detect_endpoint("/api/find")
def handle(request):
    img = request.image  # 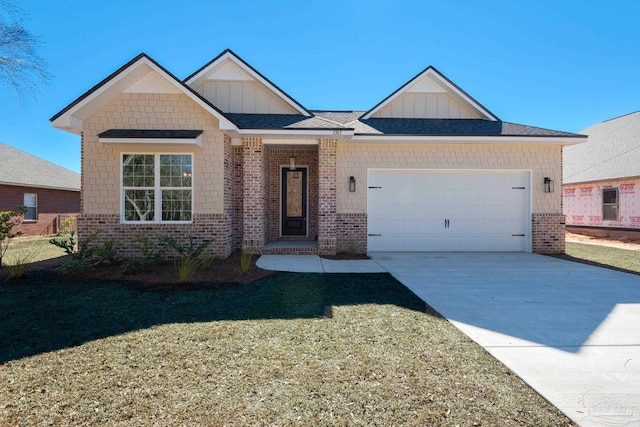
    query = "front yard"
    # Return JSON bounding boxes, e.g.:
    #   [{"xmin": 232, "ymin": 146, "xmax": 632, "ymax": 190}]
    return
[
  {"xmin": 565, "ymin": 241, "xmax": 640, "ymax": 274},
  {"xmin": 0, "ymin": 260, "xmax": 572, "ymax": 425}
]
